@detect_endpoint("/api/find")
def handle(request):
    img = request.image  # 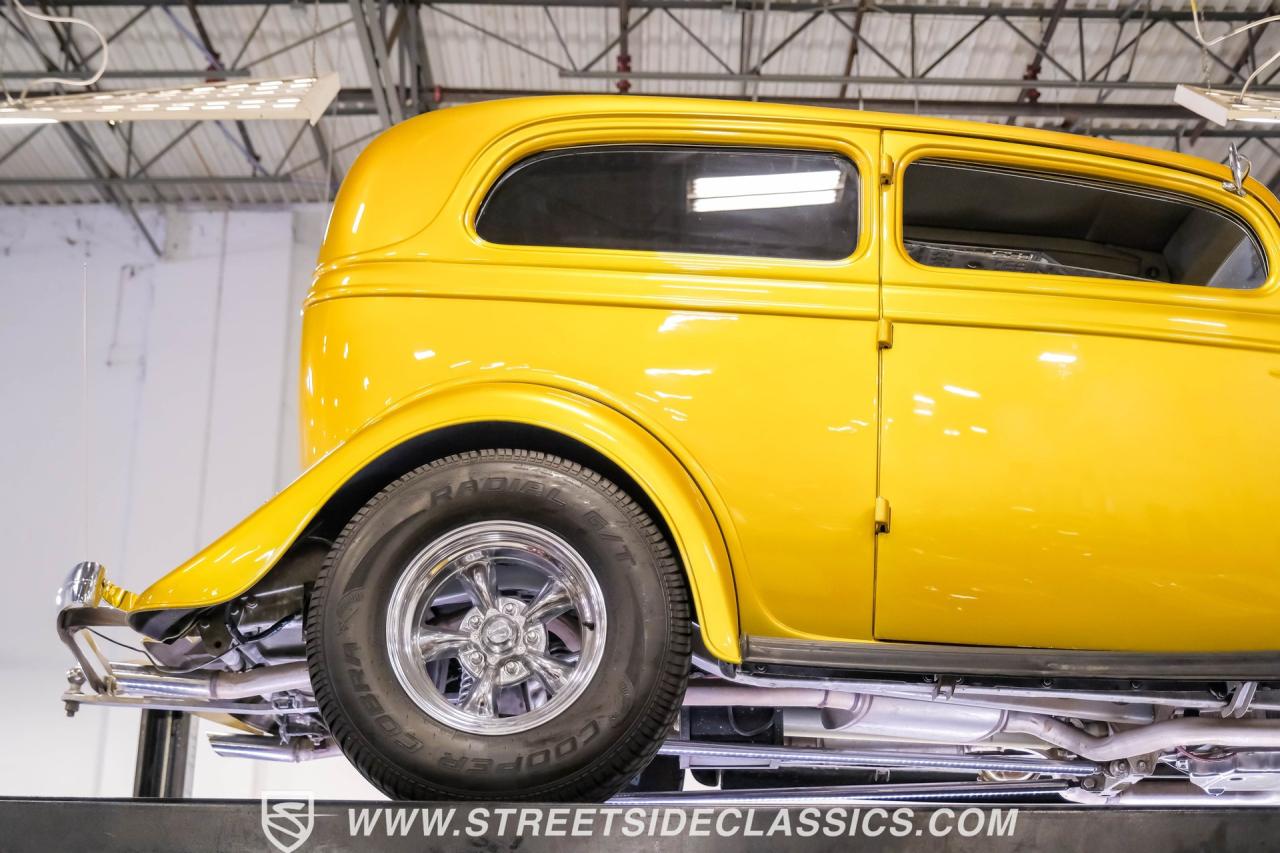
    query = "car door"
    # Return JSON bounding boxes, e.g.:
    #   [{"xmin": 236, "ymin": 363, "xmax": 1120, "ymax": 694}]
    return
[
  {"xmin": 874, "ymin": 130, "xmax": 1280, "ymax": 653},
  {"xmin": 437, "ymin": 116, "xmax": 887, "ymax": 646}
]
